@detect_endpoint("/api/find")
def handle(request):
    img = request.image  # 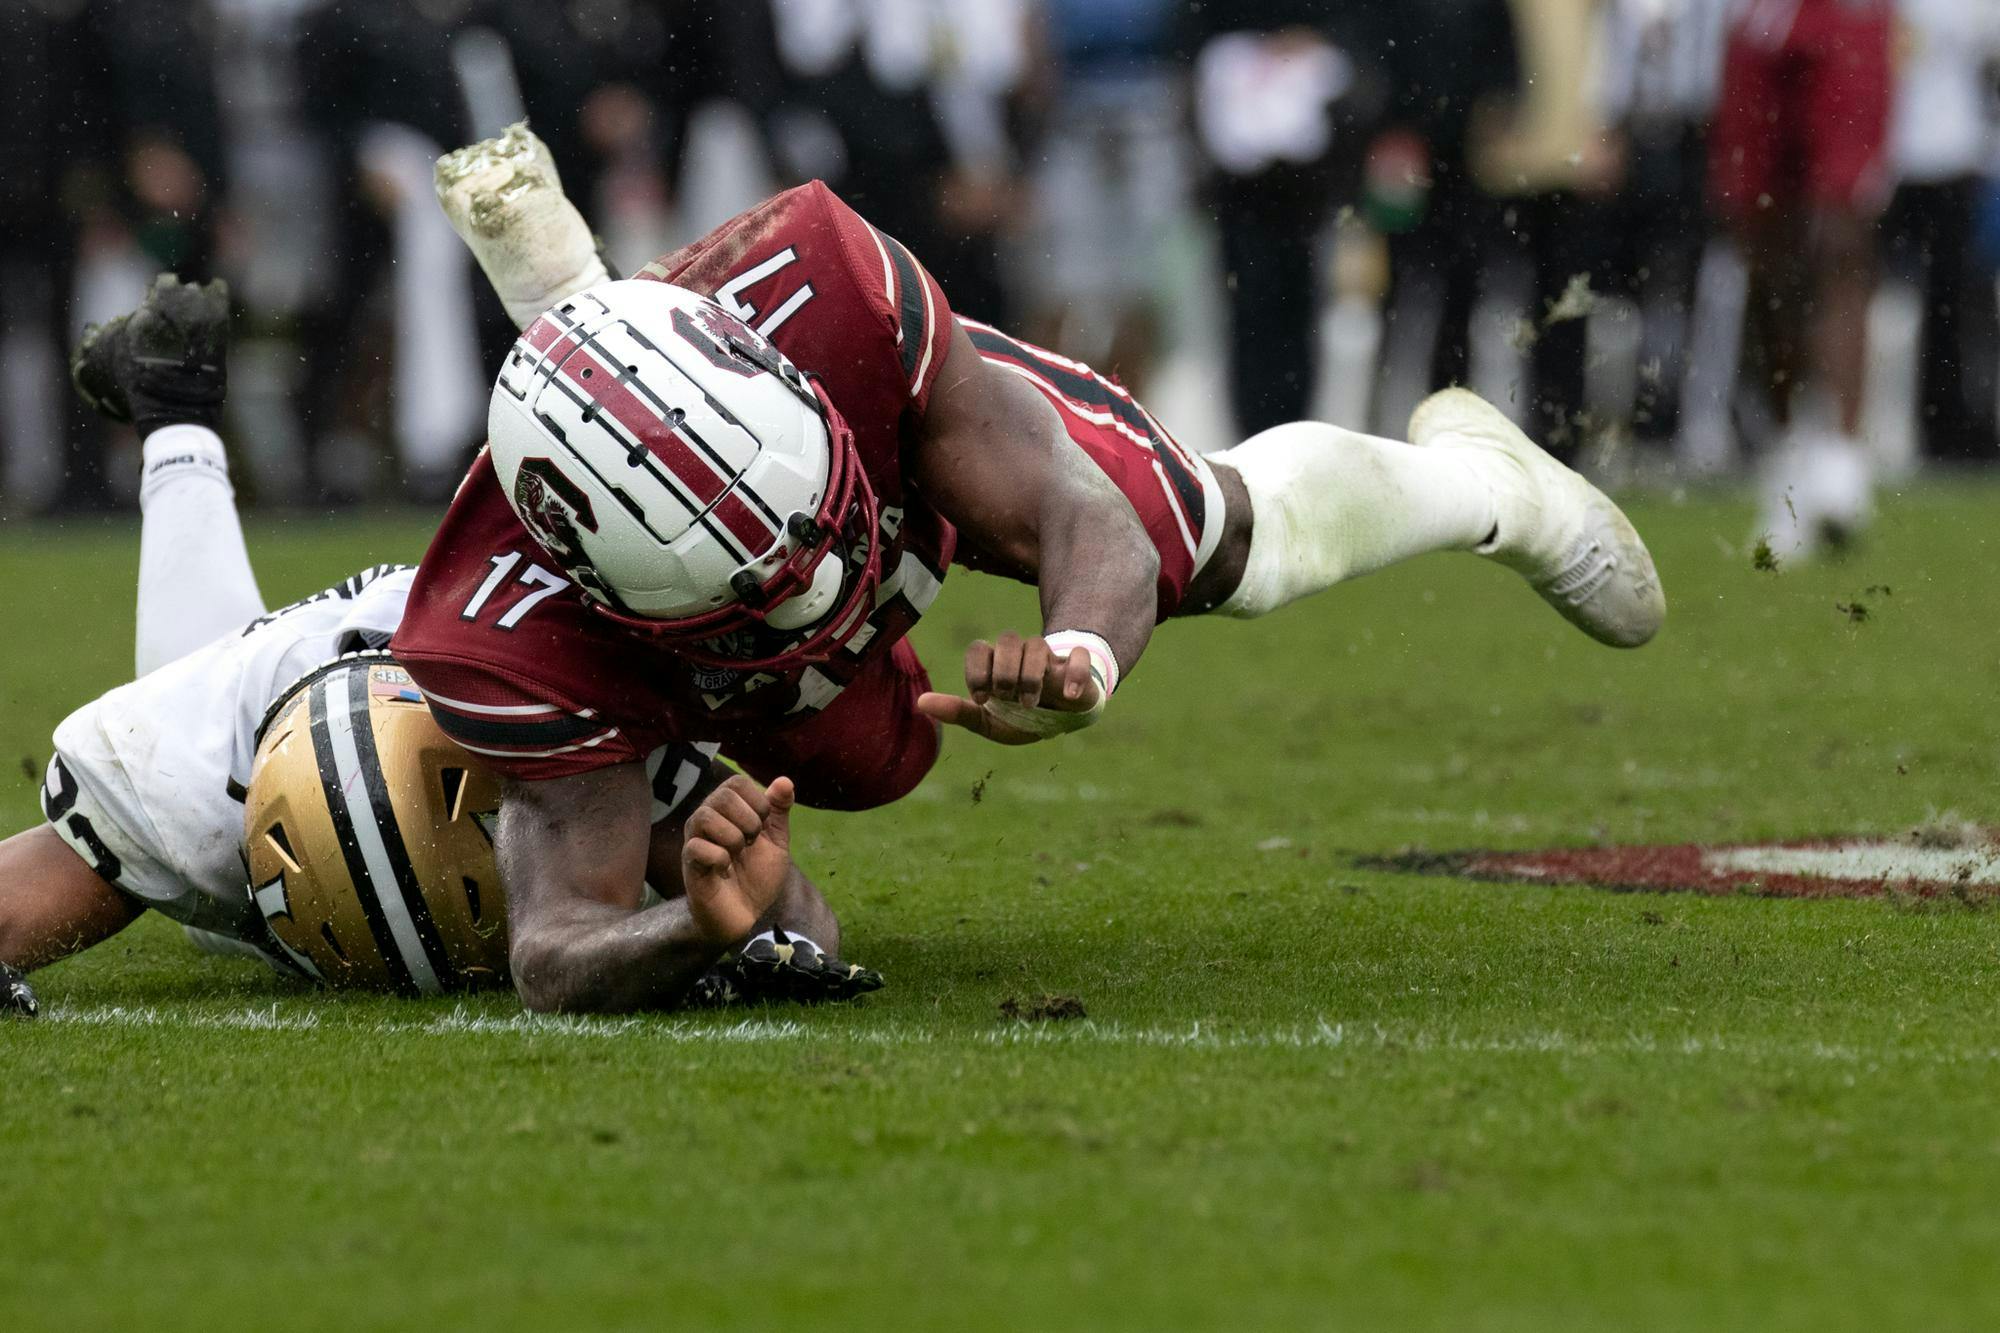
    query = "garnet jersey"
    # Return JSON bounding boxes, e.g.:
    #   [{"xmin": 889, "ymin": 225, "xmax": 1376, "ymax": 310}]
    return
[
  {"xmin": 392, "ymin": 181, "xmax": 1223, "ymax": 789},
  {"xmin": 957, "ymin": 318, "xmax": 1216, "ymax": 606},
  {"xmin": 394, "ymin": 182, "xmax": 959, "ymax": 781}
]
